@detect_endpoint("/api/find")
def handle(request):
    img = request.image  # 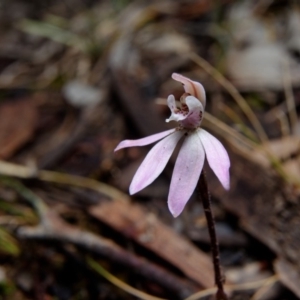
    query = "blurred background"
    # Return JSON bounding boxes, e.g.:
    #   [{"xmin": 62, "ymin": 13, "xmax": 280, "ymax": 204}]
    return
[{"xmin": 0, "ymin": 0, "xmax": 300, "ymax": 299}]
